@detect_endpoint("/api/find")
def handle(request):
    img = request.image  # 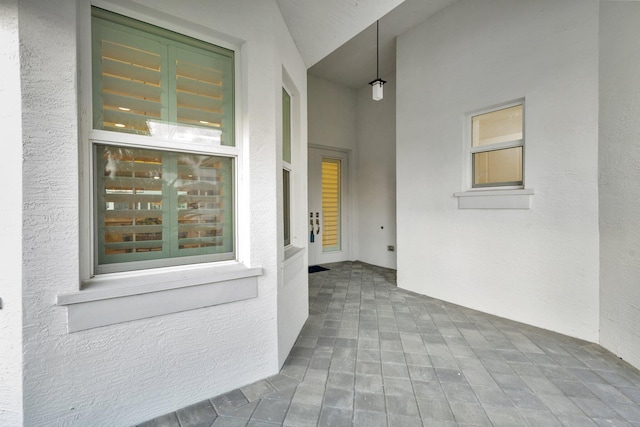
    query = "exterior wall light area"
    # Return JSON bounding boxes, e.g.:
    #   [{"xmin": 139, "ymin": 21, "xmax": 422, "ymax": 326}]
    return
[{"xmin": 370, "ymin": 78, "xmax": 386, "ymax": 101}]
